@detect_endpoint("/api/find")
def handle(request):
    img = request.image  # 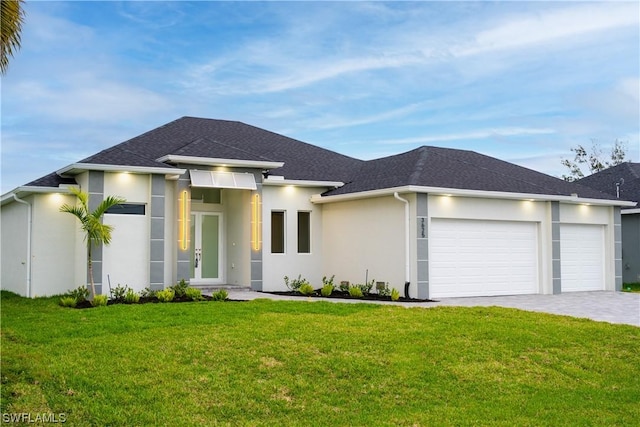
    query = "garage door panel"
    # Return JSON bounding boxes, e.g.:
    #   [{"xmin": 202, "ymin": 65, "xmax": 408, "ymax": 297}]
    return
[
  {"xmin": 560, "ymin": 224, "xmax": 604, "ymax": 292},
  {"xmin": 430, "ymin": 219, "xmax": 538, "ymax": 298}
]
